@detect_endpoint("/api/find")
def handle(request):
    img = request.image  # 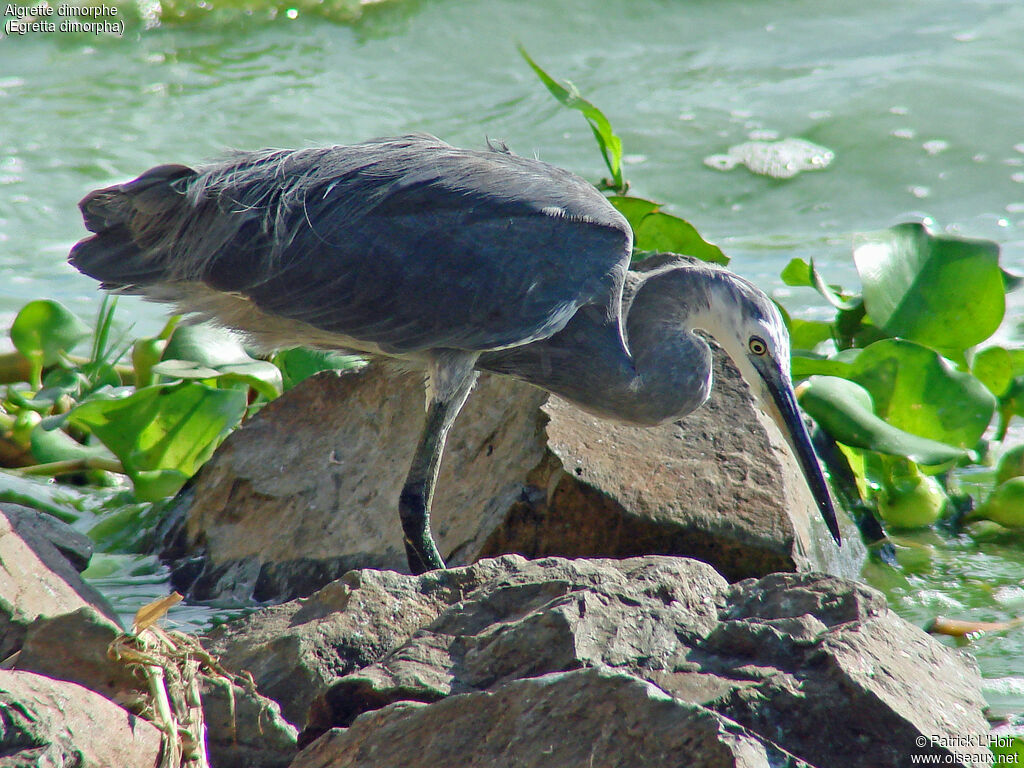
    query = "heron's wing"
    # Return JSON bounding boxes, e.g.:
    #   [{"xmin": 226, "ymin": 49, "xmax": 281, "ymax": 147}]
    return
[{"xmin": 73, "ymin": 135, "xmax": 632, "ymax": 355}]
